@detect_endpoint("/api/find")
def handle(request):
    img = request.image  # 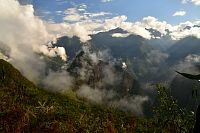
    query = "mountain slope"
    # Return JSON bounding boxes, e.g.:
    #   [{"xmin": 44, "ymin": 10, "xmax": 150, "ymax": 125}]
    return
[
  {"xmin": 54, "ymin": 28, "xmax": 167, "ymax": 81},
  {"xmin": 167, "ymin": 36, "xmax": 200, "ymax": 65},
  {"xmin": 90, "ymin": 28, "xmax": 154, "ymax": 59},
  {"xmin": 0, "ymin": 59, "xmax": 135, "ymax": 132},
  {"xmin": 0, "ymin": 59, "xmax": 36, "ymax": 89},
  {"xmin": 67, "ymin": 45, "xmax": 140, "ymax": 96},
  {"xmin": 55, "ymin": 36, "xmax": 82, "ymax": 60},
  {"xmin": 55, "ymin": 28, "xmax": 154, "ymax": 60}
]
